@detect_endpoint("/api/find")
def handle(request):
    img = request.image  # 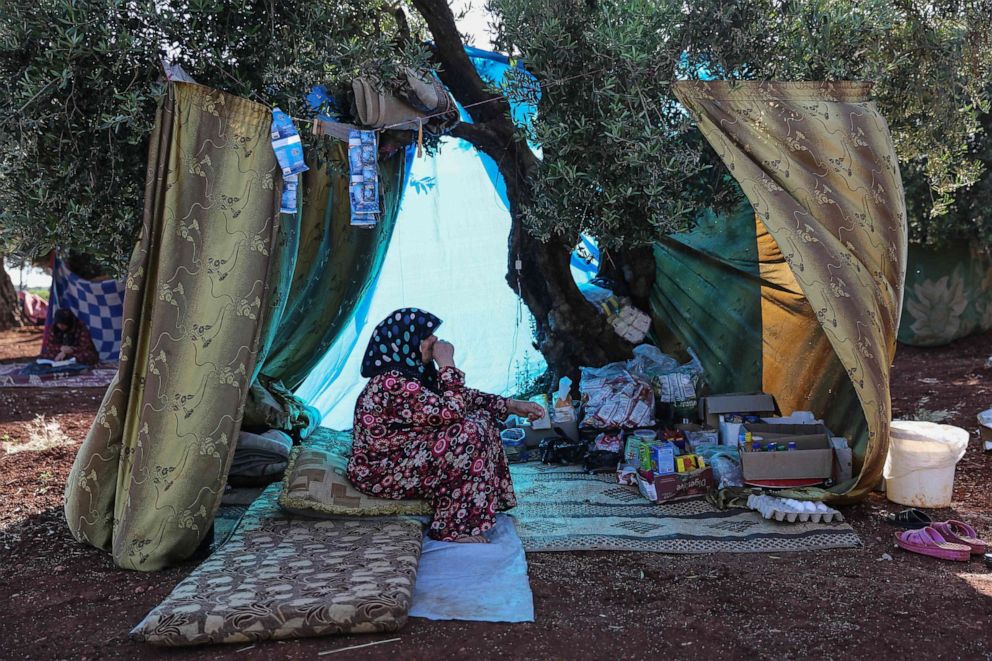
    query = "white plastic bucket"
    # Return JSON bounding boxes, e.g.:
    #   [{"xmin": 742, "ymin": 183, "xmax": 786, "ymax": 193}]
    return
[{"xmin": 883, "ymin": 421, "xmax": 969, "ymax": 508}]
